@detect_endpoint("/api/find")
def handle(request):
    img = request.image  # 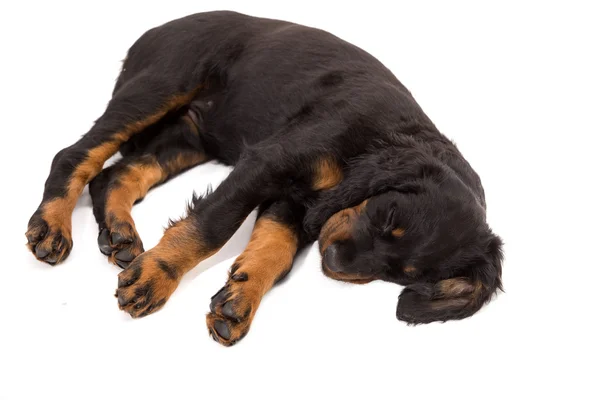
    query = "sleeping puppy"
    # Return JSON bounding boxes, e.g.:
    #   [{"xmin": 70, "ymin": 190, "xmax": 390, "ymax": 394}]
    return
[{"xmin": 25, "ymin": 11, "xmax": 503, "ymax": 346}]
